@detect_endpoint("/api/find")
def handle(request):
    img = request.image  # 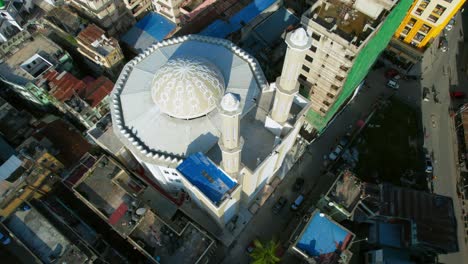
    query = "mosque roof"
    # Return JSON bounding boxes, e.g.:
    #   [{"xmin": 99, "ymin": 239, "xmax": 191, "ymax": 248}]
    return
[{"xmin": 111, "ymin": 35, "xmax": 268, "ymax": 165}]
